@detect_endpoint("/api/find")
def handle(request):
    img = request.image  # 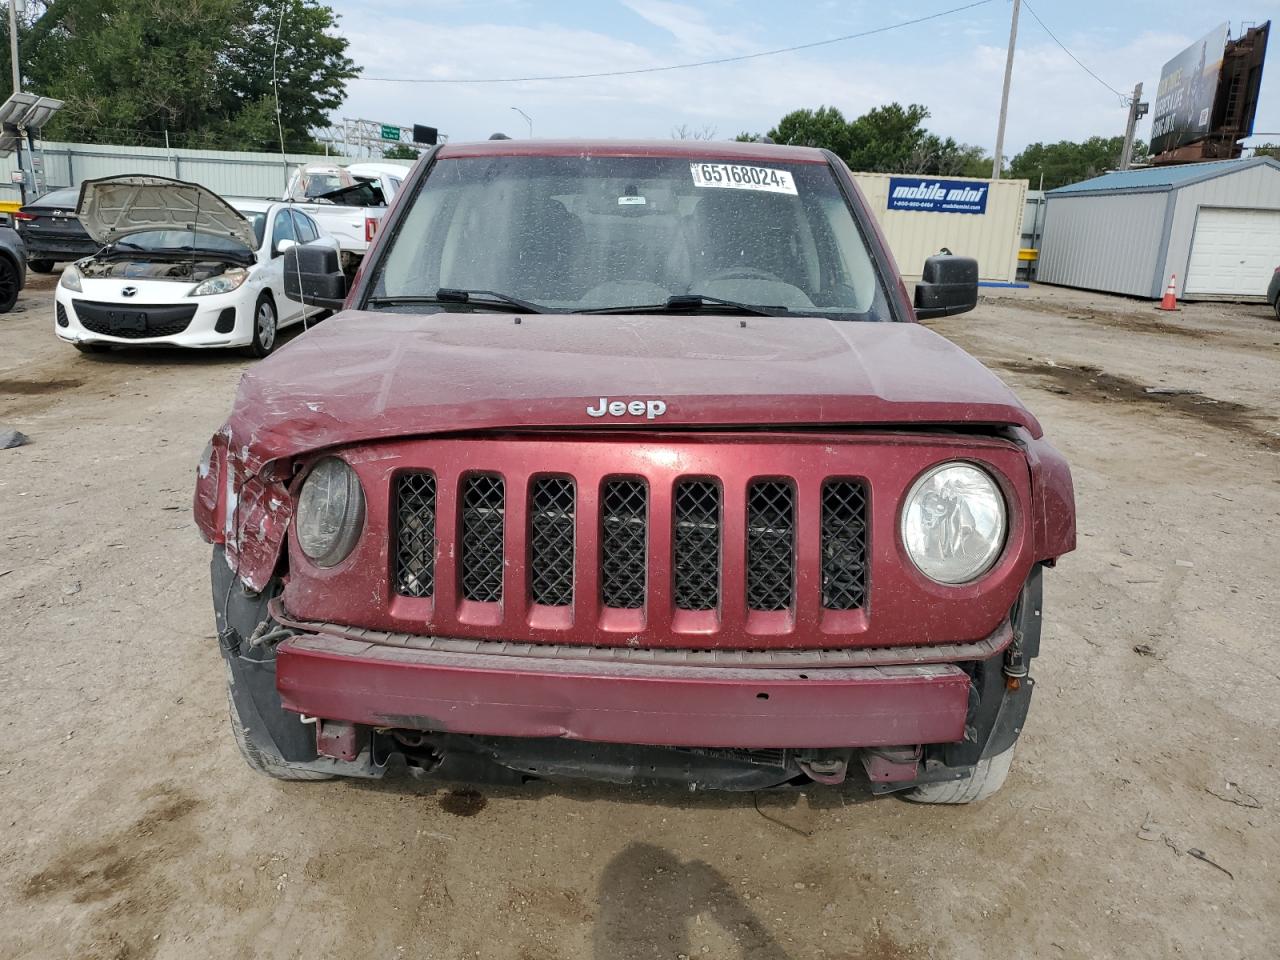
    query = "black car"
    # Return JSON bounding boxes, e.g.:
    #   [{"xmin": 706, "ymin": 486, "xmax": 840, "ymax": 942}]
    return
[
  {"xmin": 15, "ymin": 186, "xmax": 97, "ymax": 272},
  {"xmin": 1269, "ymin": 266, "xmax": 1280, "ymax": 321}
]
